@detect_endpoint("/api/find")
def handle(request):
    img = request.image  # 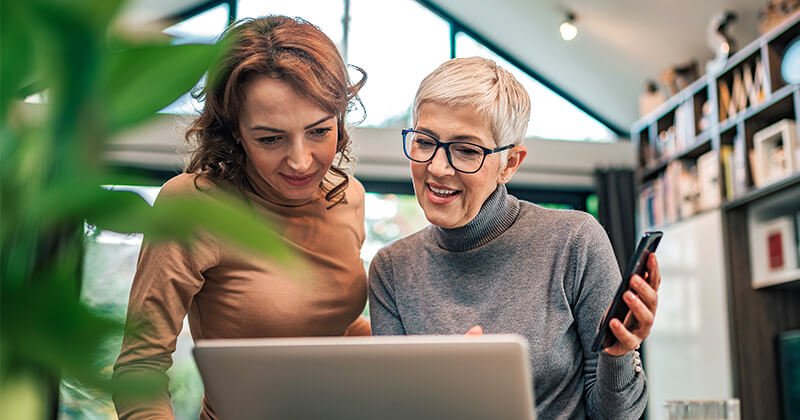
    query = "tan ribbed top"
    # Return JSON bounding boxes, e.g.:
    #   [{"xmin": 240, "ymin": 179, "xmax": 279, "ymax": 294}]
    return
[{"xmin": 113, "ymin": 169, "xmax": 368, "ymax": 420}]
